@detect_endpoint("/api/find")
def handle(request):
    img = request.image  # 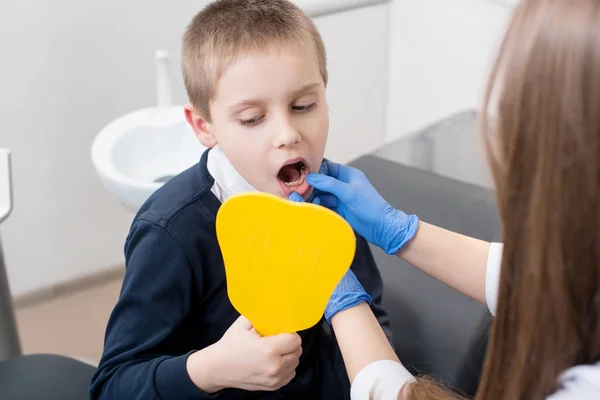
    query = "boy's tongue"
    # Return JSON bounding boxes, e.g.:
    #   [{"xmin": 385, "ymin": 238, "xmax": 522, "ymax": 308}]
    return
[
  {"xmin": 278, "ymin": 162, "xmax": 311, "ymax": 196},
  {"xmin": 279, "ymin": 165, "xmax": 302, "ymax": 183}
]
